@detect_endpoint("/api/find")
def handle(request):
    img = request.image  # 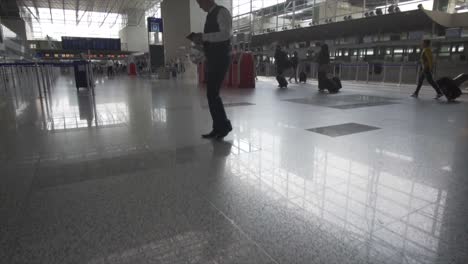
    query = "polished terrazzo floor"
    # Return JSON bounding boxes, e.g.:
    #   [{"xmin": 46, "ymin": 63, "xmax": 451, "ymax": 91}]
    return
[{"xmin": 1, "ymin": 72, "xmax": 468, "ymax": 264}]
